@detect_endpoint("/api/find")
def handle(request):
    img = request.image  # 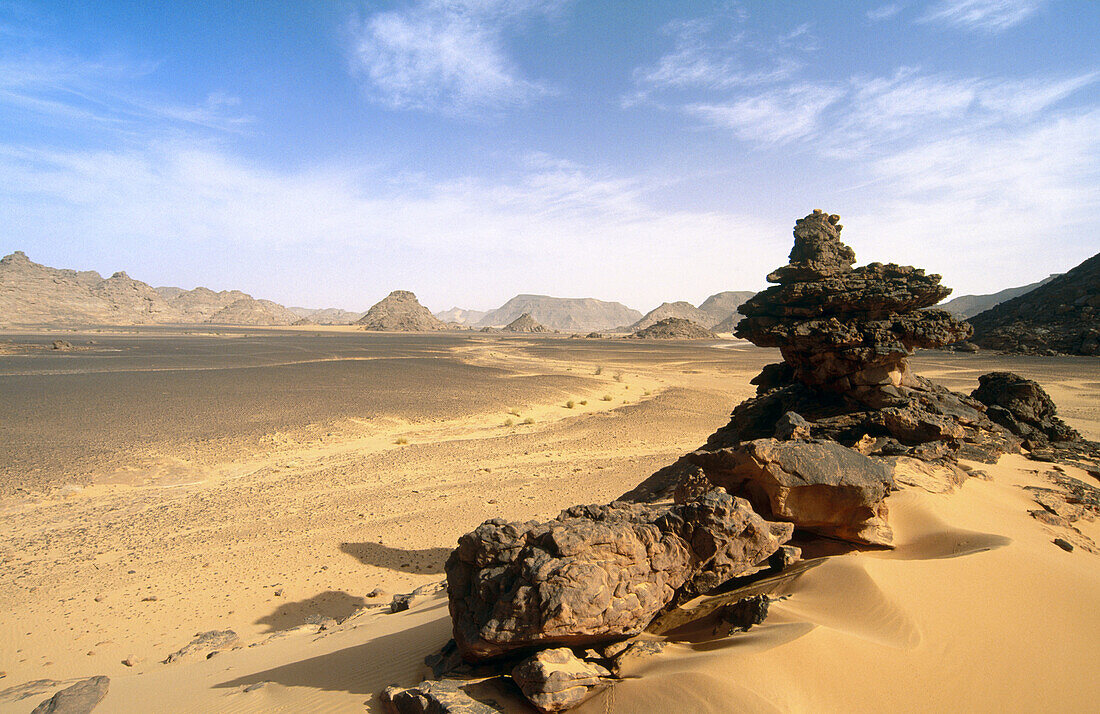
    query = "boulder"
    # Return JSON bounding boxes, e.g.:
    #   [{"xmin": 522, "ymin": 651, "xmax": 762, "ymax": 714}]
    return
[
  {"xmin": 445, "ymin": 490, "xmax": 791, "ymax": 661},
  {"xmin": 510, "ymin": 648, "xmax": 613, "ymax": 713},
  {"xmin": 971, "ymin": 372, "xmax": 1080, "ymax": 443},
  {"xmin": 31, "ymin": 676, "xmax": 109, "ymax": 714},
  {"xmin": 381, "ymin": 679, "xmax": 504, "ymax": 714},
  {"xmin": 688, "ymin": 439, "xmax": 896, "ymax": 546}
]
